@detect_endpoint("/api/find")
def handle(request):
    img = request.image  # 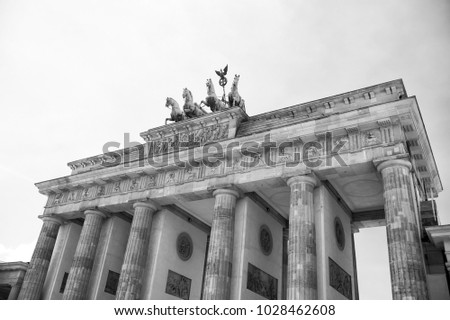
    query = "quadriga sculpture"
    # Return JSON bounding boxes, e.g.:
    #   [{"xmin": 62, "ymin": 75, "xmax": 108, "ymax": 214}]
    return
[
  {"xmin": 165, "ymin": 97, "xmax": 186, "ymax": 125},
  {"xmin": 228, "ymin": 74, "xmax": 245, "ymax": 112},
  {"xmin": 182, "ymin": 88, "xmax": 208, "ymax": 118},
  {"xmin": 202, "ymin": 79, "xmax": 228, "ymax": 112}
]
